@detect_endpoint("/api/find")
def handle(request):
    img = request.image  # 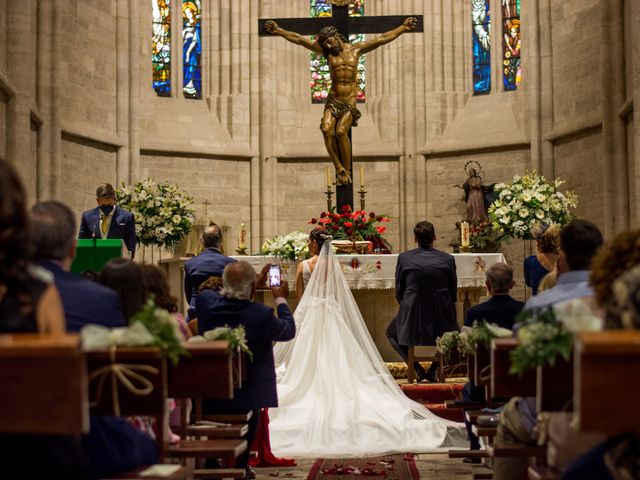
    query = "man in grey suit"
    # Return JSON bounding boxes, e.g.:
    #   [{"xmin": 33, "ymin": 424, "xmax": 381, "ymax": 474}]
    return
[{"xmin": 386, "ymin": 221, "xmax": 458, "ymax": 382}]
